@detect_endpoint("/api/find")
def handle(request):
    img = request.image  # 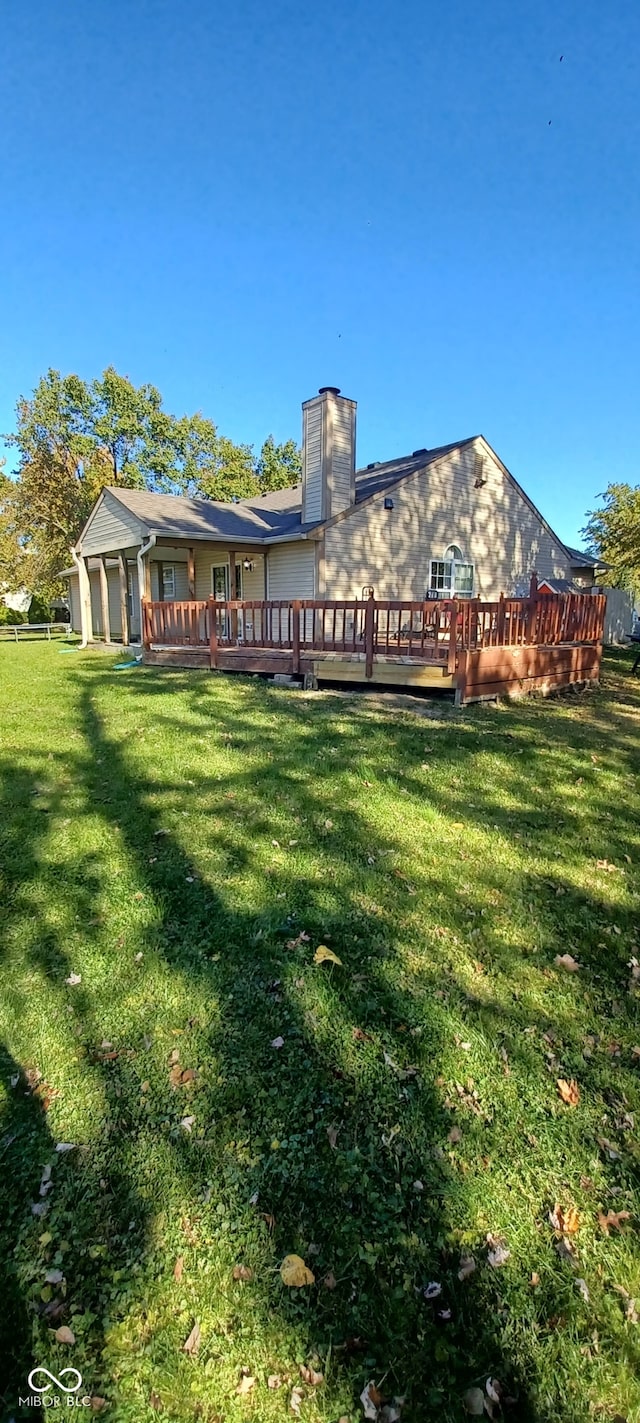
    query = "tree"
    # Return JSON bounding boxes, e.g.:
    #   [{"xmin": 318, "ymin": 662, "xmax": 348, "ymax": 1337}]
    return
[
  {"xmin": 4, "ymin": 367, "xmax": 301, "ymax": 596},
  {"xmin": 6, "ymin": 367, "xmax": 198, "ymax": 591},
  {"xmin": 172, "ymin": 415, "xmax": 260, "ymax": 501},
  {"xmin": 255, "ymin": 435, "xmax": 302, "ymax": 492},
  {"xmin": 582, "ymin": 482, "xmax": 640, "ymax": 593},
  {"xmin": 0, "ymin": 467, "xmax": 24, "ymax": 591},
  {"xmin": 10, "ymin": 367, "xmax": 182, "ymax": 492}
]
